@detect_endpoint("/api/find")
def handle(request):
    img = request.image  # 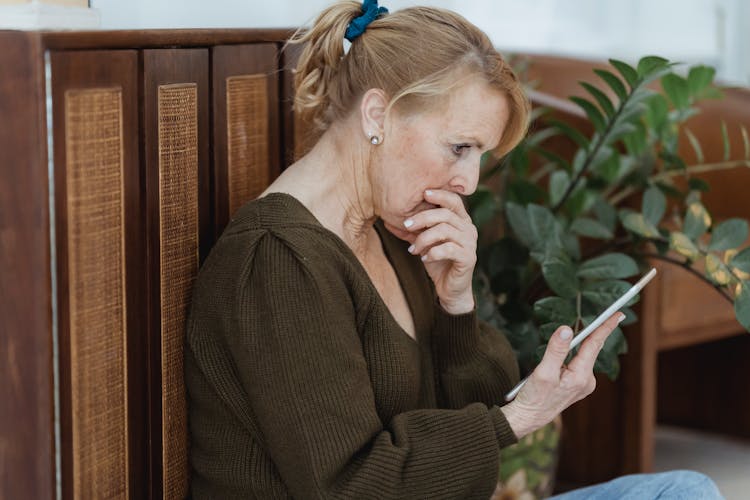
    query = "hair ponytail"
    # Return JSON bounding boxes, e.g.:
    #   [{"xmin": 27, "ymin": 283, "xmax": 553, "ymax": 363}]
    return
[{"xmin": 288, "ymin": 1, "xmax": 363, "ymax": 131}]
